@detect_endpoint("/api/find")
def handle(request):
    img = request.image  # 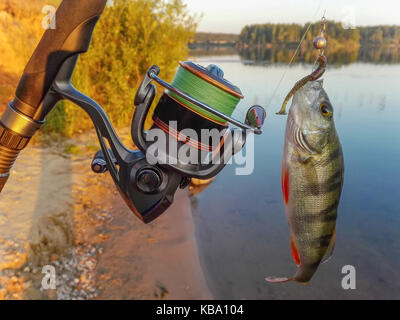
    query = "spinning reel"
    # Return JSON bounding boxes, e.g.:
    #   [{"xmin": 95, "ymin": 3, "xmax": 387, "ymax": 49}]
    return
[
  {"xmin": 85, "ymin": 63, "xmax": 265, "ymax": 223},
  {"xmin": 0, "ymin": 0, "xmax": 265, "ymax": 224}
]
